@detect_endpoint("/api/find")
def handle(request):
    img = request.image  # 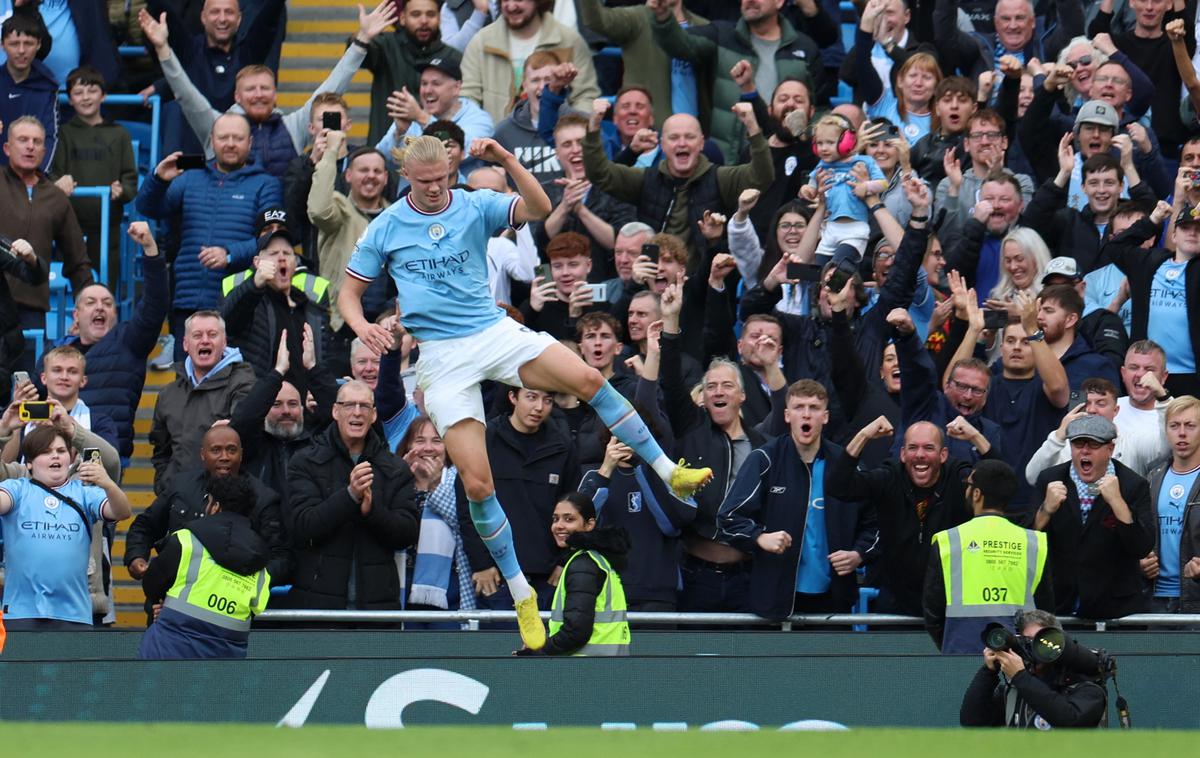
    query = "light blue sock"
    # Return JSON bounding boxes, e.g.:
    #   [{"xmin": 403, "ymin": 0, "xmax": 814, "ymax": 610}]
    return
[
  {"xmin": 587, "ymin": 382, "xmax": 674, "ymax": 482},
  {"xmin": 469, "ymin": 494, "xmax": 532, "ymax": 601}
]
